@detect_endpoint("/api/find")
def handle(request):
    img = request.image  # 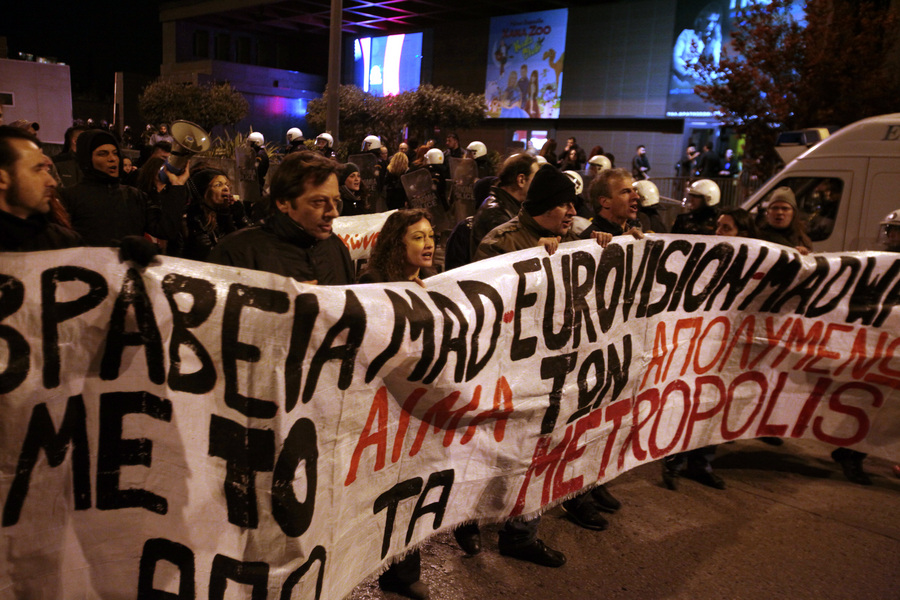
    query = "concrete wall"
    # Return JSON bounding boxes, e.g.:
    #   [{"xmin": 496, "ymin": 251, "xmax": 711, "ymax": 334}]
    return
[{"xmin": 0, "ymin": 58, "xmax": 72, "ymax": 144}]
